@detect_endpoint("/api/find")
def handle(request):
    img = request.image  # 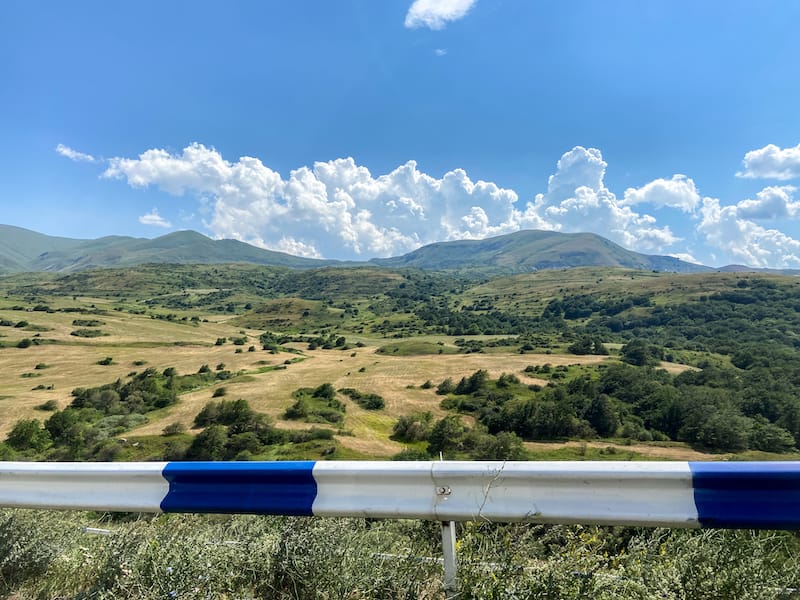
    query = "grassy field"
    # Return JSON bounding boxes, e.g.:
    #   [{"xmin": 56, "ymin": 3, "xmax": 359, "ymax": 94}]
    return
[
  {"xmin": 0, "ymin": 300, "xmax": 720, "ymax": 461},
  {"xmin": 0, "ymin": 306, "xmax": 673, "ymax": 460},
  {"xmin": 4, "ymin": 264, "xmax": 800, "ymax": 462}
]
